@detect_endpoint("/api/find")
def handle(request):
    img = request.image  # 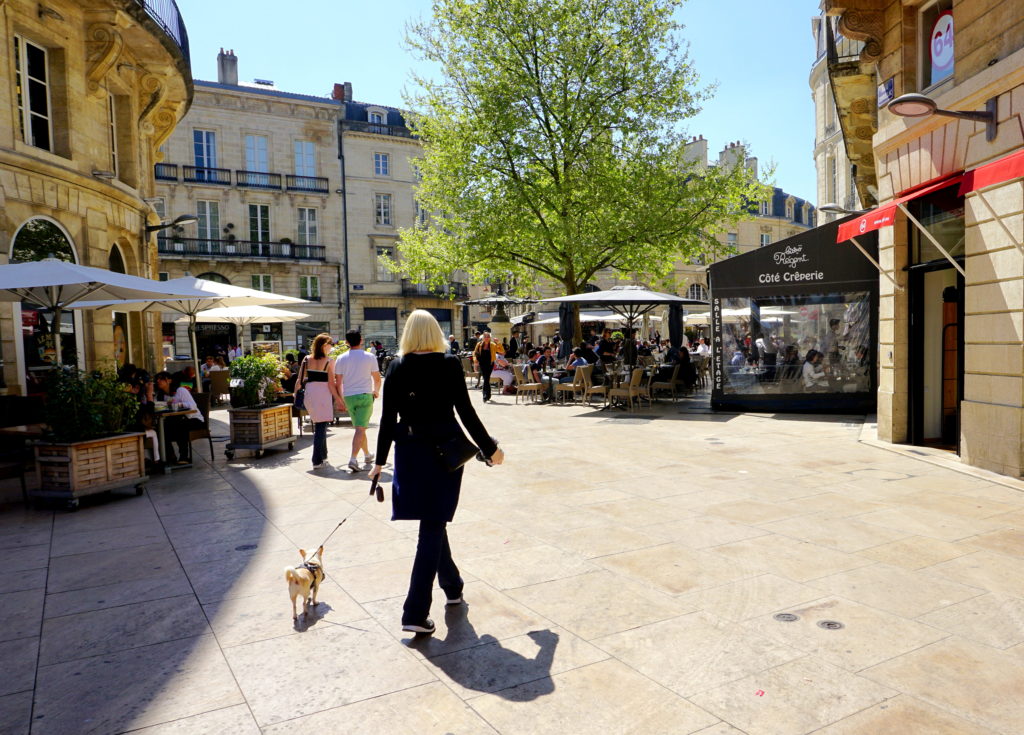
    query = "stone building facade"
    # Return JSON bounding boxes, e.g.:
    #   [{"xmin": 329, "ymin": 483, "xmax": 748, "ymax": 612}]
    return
[
  {"xmin": 825, "ymin": 0, "xmax": 1024, "ymax": 476},
  {"xmin": 0, "ymin": 0, "xmax": 192, "ymax": 393}
]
